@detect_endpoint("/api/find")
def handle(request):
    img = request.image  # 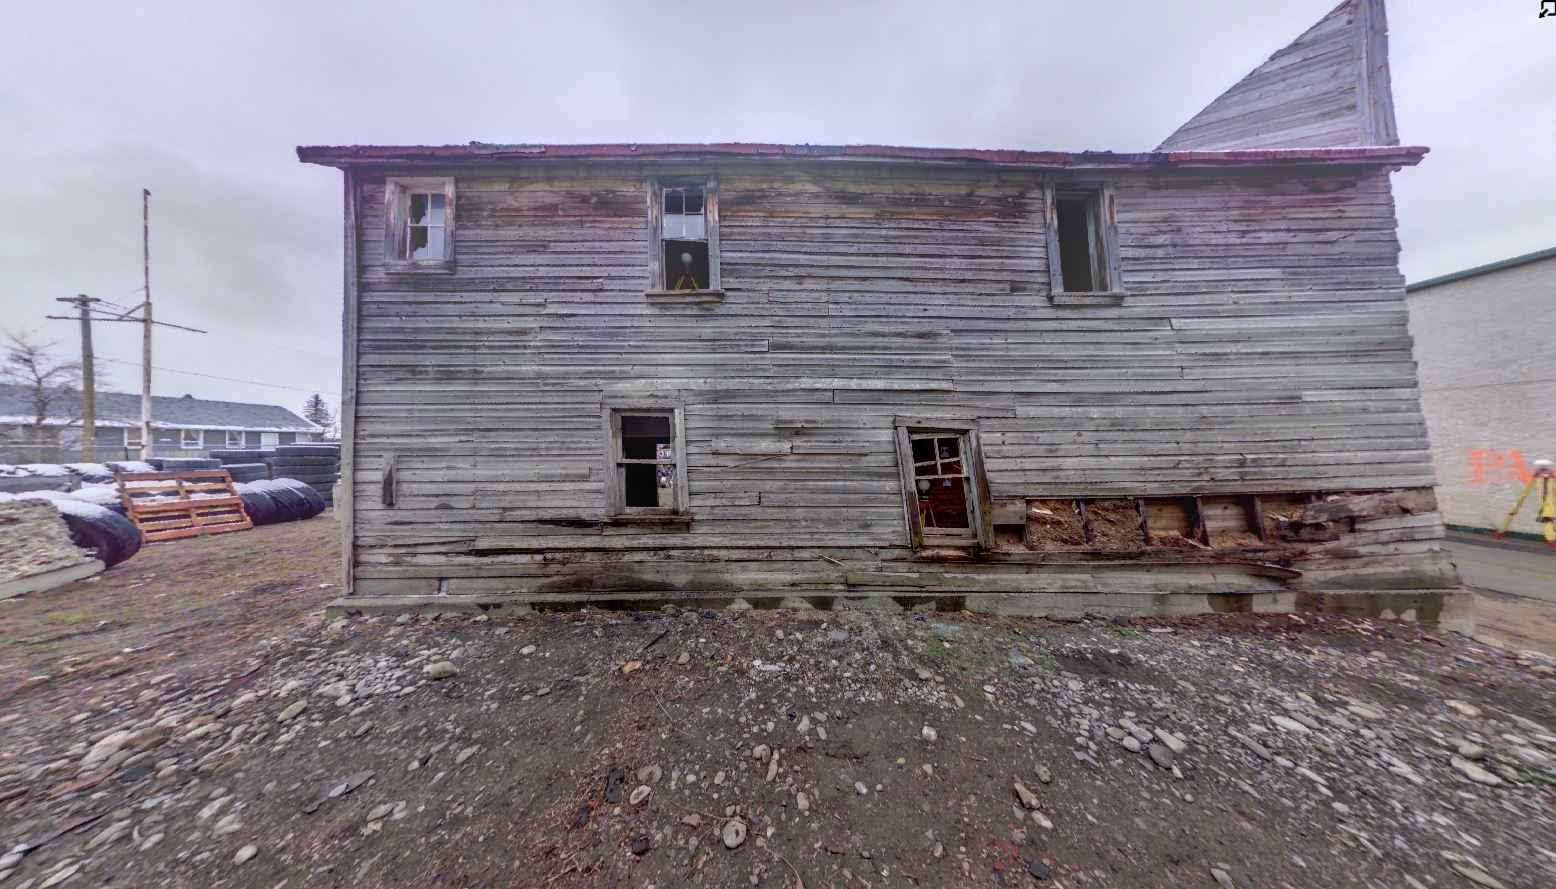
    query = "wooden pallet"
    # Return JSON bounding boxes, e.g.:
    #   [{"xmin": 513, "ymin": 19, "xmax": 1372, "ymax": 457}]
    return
[{"xmin": 116, "ymin": 470, "xmax": 253, "ymax": 542}]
